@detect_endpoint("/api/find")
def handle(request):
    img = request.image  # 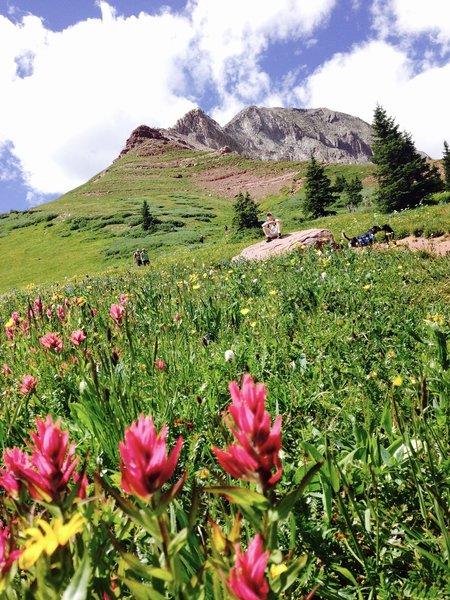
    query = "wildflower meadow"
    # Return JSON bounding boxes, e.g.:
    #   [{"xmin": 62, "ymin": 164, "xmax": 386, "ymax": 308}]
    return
[{"xmin": 0, "ymin": 244, "xmax": 448, "ymax": 599}]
